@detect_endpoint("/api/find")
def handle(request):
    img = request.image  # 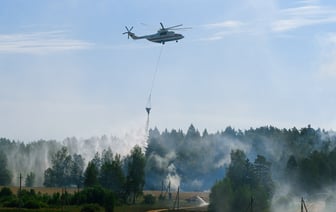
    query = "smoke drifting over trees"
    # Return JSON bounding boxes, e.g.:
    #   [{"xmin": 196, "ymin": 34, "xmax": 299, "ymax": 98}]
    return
[
  {"xmin": 2, "ymin": 124, "xmax": 336, "ymax": 210},
  {"xmin": 0, "ymin": 150, "xmax": 11, "ymax": 185},
  {"xmin": 209, "ymin": 151, "xmax": 273, "ymax": 212}
]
